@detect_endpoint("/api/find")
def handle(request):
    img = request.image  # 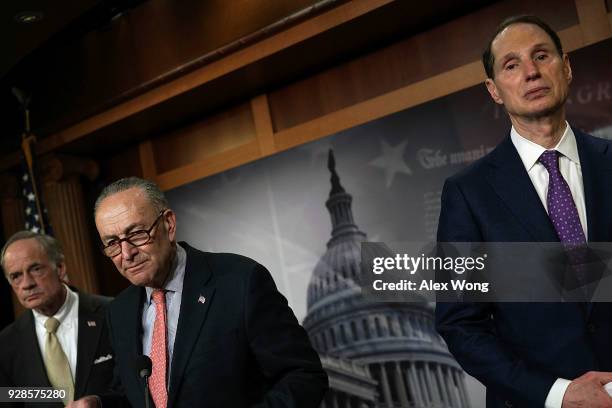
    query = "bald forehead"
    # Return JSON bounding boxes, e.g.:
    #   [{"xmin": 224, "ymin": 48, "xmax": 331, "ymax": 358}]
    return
[
  {"xmin": 95, "ymin": 187, "xmax": 159, "ymax": 240},
  {"xmin": 492, "ymin": 23, "xmax": 555, "ymax": 55},
  {"xmin": 3, "ymin": 238, "xmax": 49, "ymax": 271},
  {"xmin": 97, "ymin": 187, "xmax": 153, "ymax": 215}
]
